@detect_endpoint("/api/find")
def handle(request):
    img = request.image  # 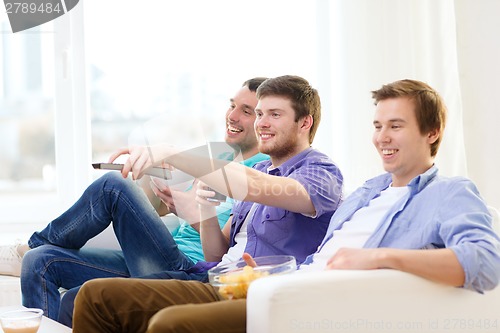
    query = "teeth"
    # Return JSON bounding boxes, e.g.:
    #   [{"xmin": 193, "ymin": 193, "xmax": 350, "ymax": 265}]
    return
[
  {"xmin": 382, "ymin": 149, "xmax": 397, "ymax": 155},
  {"xmin": 260, "ymin": 134, "xmax": 273, "ymax": 139},
  {"xmin": 228, "ymin": 125, "xmax": 242, "ymax": 133}
]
